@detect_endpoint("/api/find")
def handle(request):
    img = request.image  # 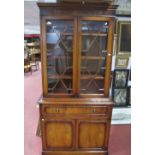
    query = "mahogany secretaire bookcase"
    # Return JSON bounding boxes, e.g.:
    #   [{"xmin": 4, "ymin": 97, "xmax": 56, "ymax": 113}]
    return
[{"xmin": 37, "ymin": 1, "xmax": 118, "ymax": 155}]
